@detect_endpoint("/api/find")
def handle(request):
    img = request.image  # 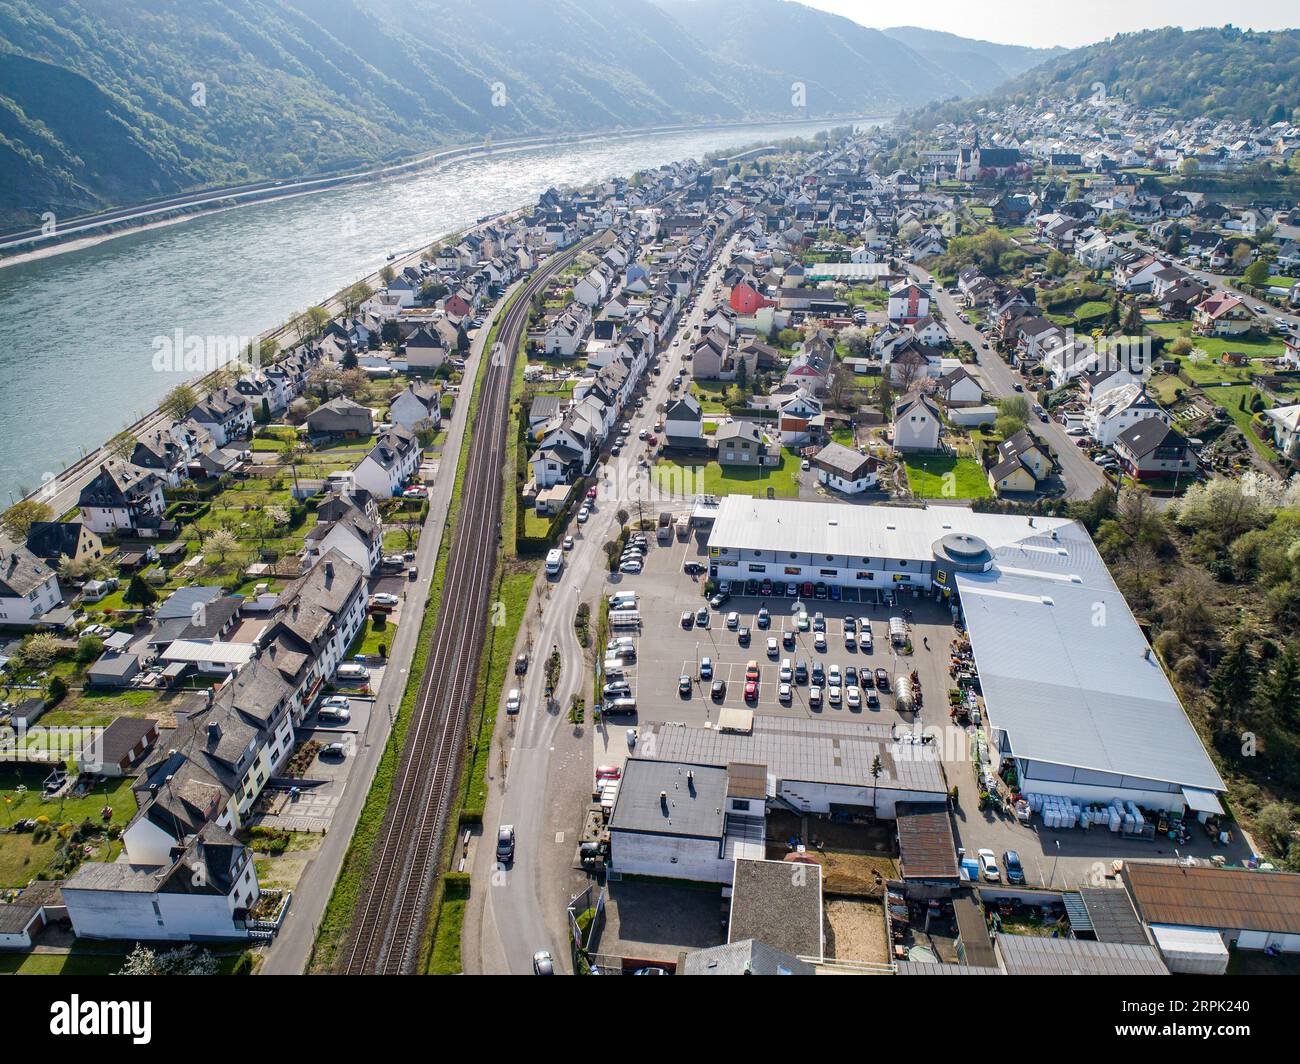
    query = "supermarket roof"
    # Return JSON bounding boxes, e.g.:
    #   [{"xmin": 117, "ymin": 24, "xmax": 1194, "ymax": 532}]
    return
[
  {"xmin": 956, "ymin": 533, "xmax": 1225, "ymax": 793},
  {"xmin": 707, "ymin": 496, "xmax": 1075, "ymax": 562}
]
